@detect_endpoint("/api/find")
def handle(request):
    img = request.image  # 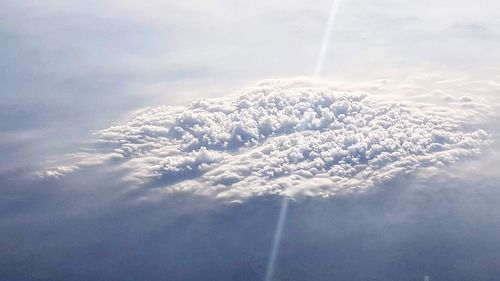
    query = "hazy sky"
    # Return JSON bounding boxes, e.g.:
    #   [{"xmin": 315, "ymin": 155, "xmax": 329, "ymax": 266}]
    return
[{"xmin": 1, "ymin": 1, "xmax": 500, "ymax": 280}]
